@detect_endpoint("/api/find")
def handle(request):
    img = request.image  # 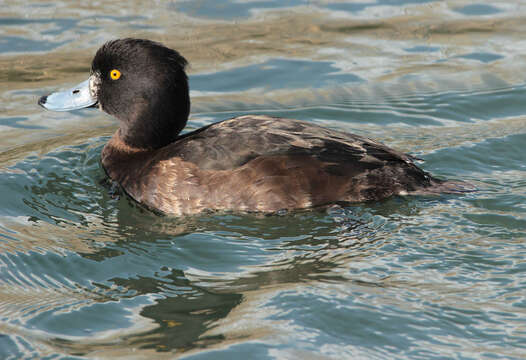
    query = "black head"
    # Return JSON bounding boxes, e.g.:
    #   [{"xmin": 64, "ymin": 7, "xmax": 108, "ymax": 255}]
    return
[{"xmin": 91, "ymin": 38, "xmax": 190, "ymax": 149}]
